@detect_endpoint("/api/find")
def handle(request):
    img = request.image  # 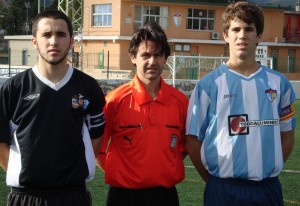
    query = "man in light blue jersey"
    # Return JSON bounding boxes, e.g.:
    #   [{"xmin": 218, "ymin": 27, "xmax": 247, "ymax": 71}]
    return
[{"xmin": 186, "ymin": 2, "xmax": 296, "ymax": 206}]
